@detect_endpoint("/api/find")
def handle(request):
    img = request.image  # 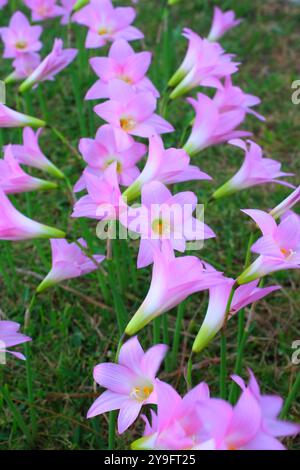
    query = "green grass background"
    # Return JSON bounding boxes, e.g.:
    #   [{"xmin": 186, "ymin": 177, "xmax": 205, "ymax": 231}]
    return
[{"xmin": 0, "ymin": 0, "xmax": 299, "ymax": 449}]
